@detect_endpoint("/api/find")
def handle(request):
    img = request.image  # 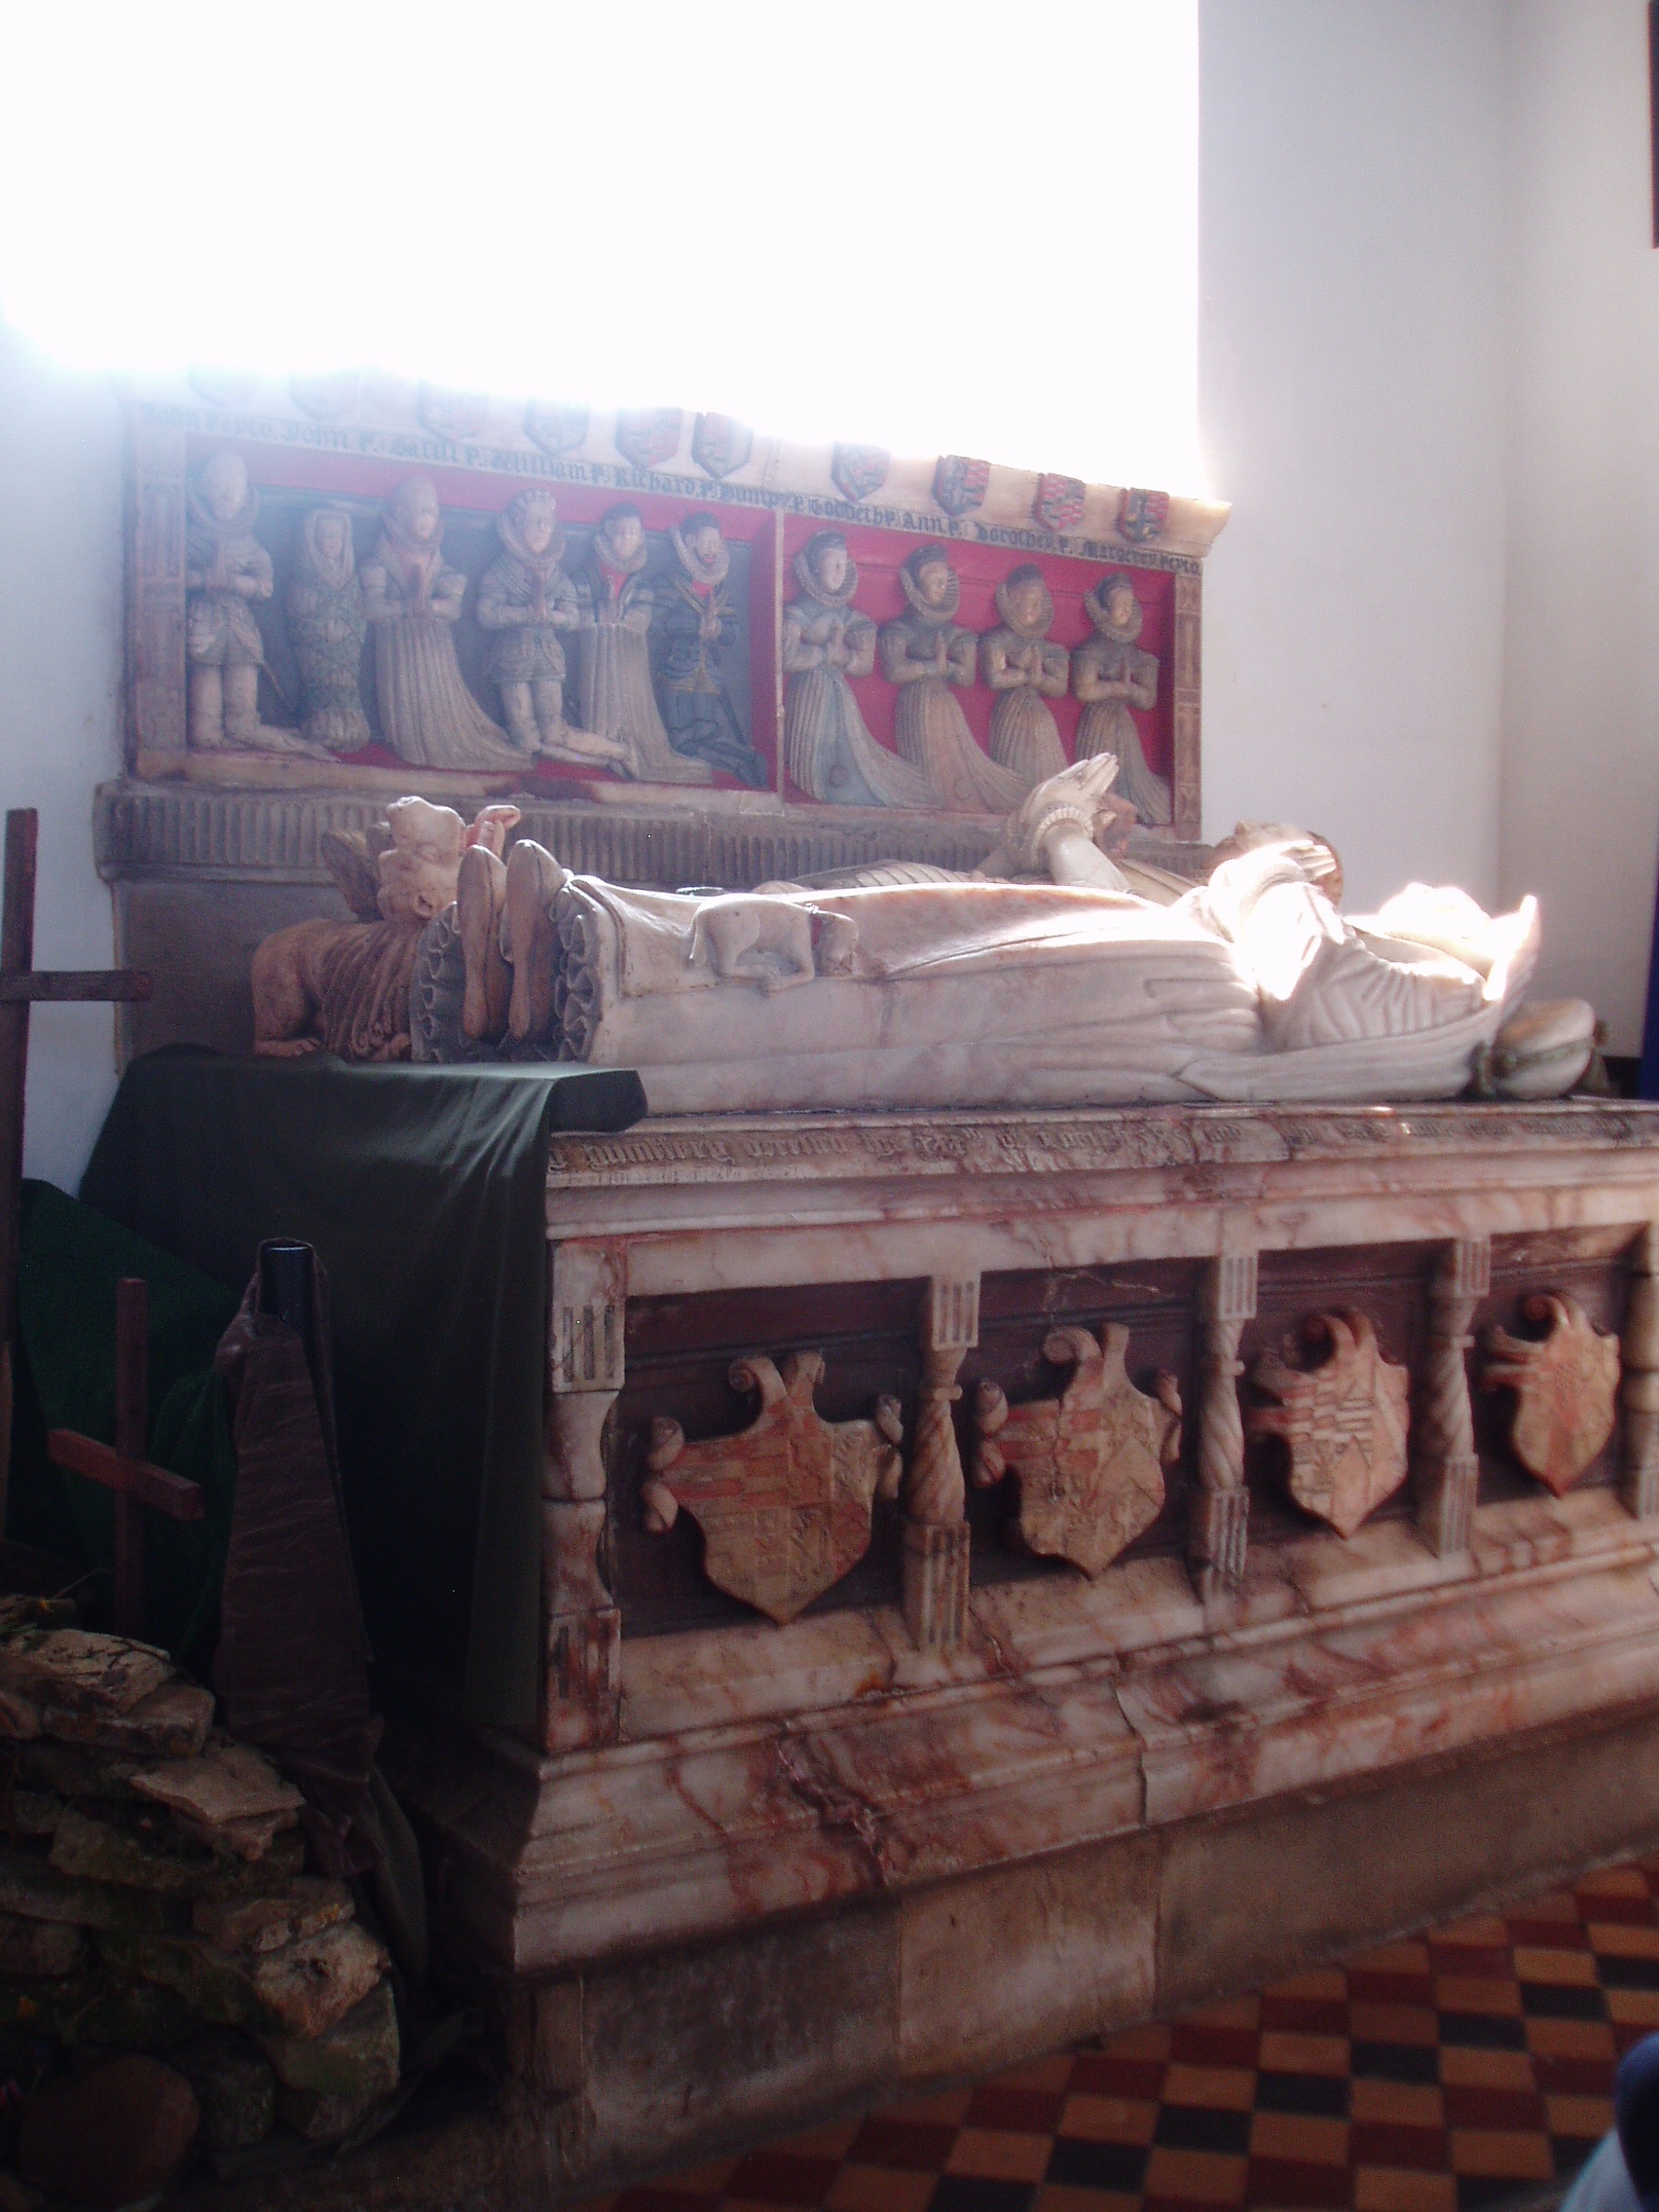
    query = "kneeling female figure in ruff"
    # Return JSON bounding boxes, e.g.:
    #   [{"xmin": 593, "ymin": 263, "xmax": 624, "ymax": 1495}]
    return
[
  {"xmin": 360, "ymin": 477, "xmax": 527, "ymax": 772},
  {"xmin": 879, "ymin": 548, "xmax": 1025, "ymax": 814}
]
